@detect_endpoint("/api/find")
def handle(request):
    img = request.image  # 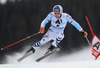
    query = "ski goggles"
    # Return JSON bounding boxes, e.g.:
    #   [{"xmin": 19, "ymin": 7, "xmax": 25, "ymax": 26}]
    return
[{"xmin": 54, "ymin": 12, "xmax": 60, "ymax": 15}]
